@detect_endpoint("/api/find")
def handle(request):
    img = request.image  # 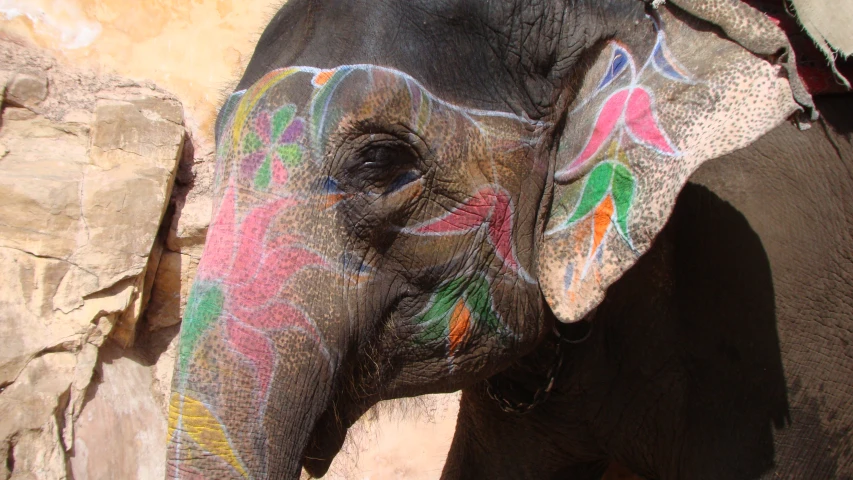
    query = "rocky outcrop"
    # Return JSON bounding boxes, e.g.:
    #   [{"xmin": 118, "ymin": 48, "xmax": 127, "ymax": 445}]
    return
[
  {"xmin": 0, "ymin": 39, "xmax": 185, "ymax": 479},
  {"xmin": 68, "ymin": 330, "xmax": 178, "ymax": 480},
  {"xmin": 144, "ymin": 146, "xmax": 212, "ymax": 332}
]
